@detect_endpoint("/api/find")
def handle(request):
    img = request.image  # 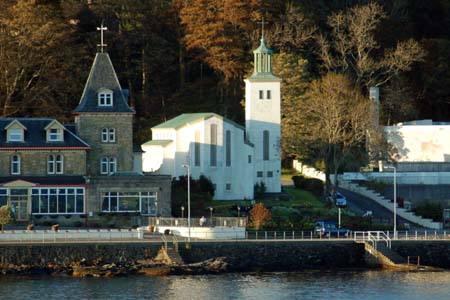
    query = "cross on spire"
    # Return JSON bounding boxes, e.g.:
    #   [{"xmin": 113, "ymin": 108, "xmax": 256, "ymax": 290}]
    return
[
  {"xmin": 257, "ymin": 16, "xmax": 268, "ymax": 39},
  {"xmin": 97, "ymin": 22, "xmax": 108, "ymax": 53}
]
